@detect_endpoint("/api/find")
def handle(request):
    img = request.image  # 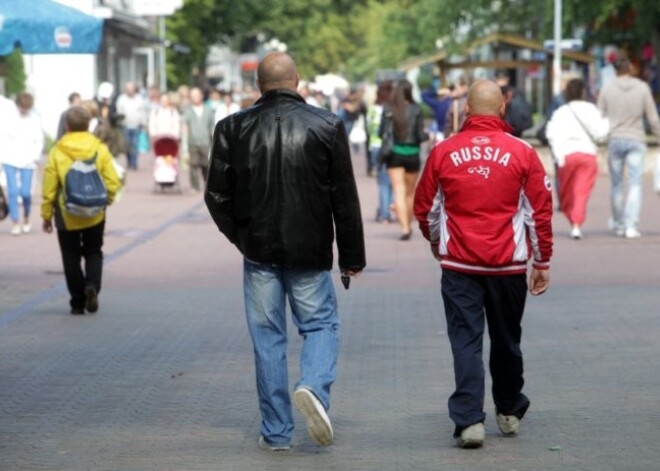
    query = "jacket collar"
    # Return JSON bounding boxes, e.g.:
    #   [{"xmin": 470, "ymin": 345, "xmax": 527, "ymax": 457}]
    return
[
  {"xmin": 256, "ymin": 89, "xmax": 306, "ymax": 105},
  {"xmin": 462, "ymin": 115, "xmax": 514, "ymax": 134}
]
